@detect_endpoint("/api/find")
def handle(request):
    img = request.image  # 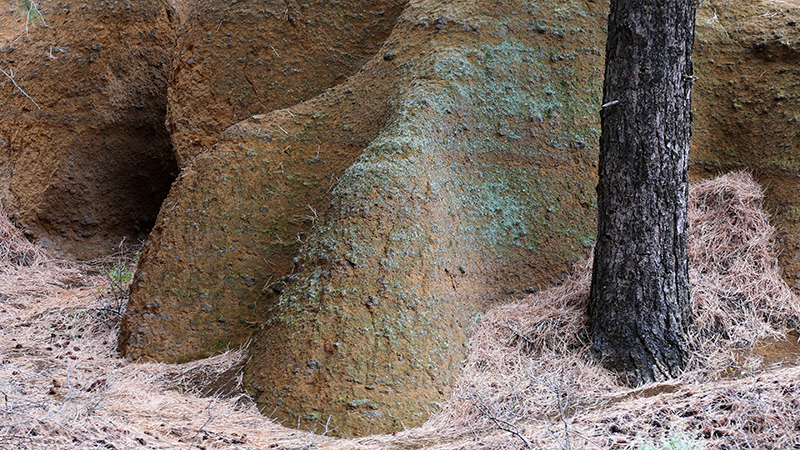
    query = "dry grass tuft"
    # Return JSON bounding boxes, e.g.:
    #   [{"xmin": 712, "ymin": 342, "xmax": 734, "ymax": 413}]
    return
[
  {"xmin": 1, "ymin": 172, "xmax": 800, "ymax": 450},
  {"xmin": 0, "ymin": 201, "xmax": 84, "ymax": 303},
  {"xmin": 0, "ymin": 202, "xmax": 47, "ymax": 267},
  {"xmin": 687, "ymin": 172, "xmax": 800, "ymax": 373},
  {"xmin": 428, "ymin": 257, "xmax": 612, "ymax": 439},
  {"xmin": 164, "ymin": 347, "xmax": 250, "ymax": 399}
]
